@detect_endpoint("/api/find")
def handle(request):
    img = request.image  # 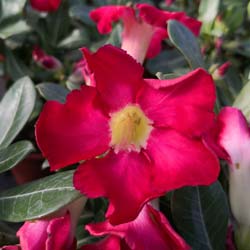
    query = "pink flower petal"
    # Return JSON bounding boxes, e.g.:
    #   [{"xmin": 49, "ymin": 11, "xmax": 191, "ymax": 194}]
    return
[
  {"xmin": 85, "ymin": 204, "xmax": 190, "ymax": 250},
  {"xmin": 81, "ymin": 45, "xmax": 144, "ymax": 112},
  {"xmin": 46, "ymin": 212, "xmax": 76, "ymax": 250},
  {"xmin": 216, "ymin": 107, "xmax": 250, "ymax": 166},
  {"xmin": 73, "ymin": 150, "xmax": 162, "ymax": 225},
  {"xmin": 138, "ymin": 68, "xmax": 216, "ymax": 136},
  {"xmin": 17, "ymin": 220, "xmax": 49, "ymax": 250},
  {"xmin": 137, "ymin": 3, "xmax": 202, "ymax": 36},
  {"xmin": 16, "ymin": 213, "xmax": 75, "ymax": 250},
  {"xmin": 30, "ymin": 0, "xmax": 61, "ymax": 12},
  {"xmin": 35, "ymin": 86, "xmax": 110, "ymax": 170},
  {"xmin": 121, "ymin": 13, "xmax": 155, "ymax": 63},
  {"xmin": 90, "ymin": 6, "xmax": 130, "ymax": 34},
  {"xmin": 208, "ymin": 108, "xmax": 250, "ymax": 227},
  {"xmin": 147, "ymin": 128, "xmax": 220, "ymax": 191},
  {"xmin": 1, "ymin": 246, "xmax": 21, "ymax": 250},
  {"xmin": 82, "ymin": 236, "xmax": 122, "ymax": 250},
  {"xmin": 146, "ymin": 27, "xmax": 168, "ymax": 59}
]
